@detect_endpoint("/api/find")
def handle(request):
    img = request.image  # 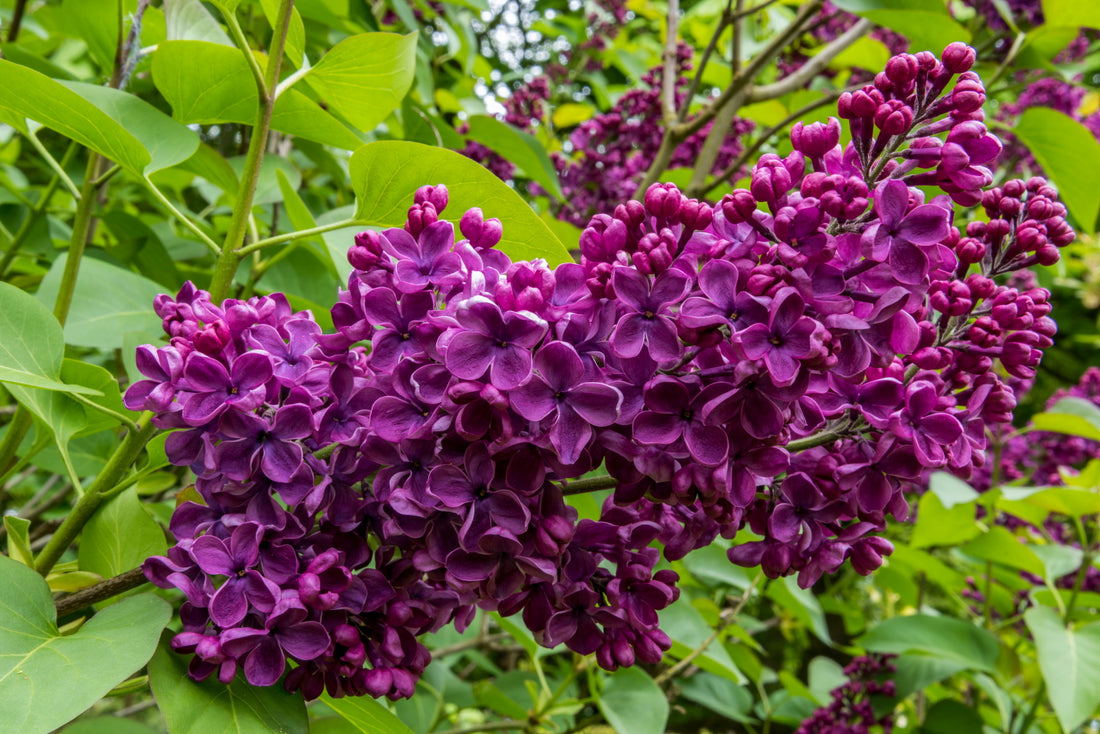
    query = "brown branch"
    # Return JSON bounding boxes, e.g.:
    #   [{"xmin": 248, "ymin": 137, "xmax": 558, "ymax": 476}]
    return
[
  {"xmin": 661, "ymin": 0, "xmax": 681, "ymax": 125},
  {"xmin": 746, "ymin": 17, "xmax": 872, "ymax": 102},
  {"xmin": 54, "ymin": 566, "xmax": 149, "ymax": 618}
]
